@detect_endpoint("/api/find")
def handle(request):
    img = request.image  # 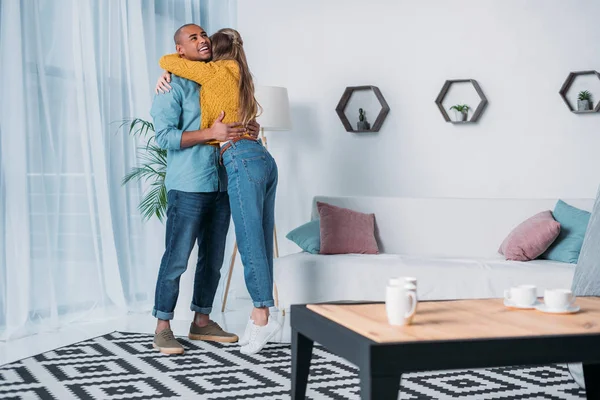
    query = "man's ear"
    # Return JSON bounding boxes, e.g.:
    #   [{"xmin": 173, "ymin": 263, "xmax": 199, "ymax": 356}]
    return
[{"xmin": 176, "ymin": 44, "xmax": 184, "ymax": 56}]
